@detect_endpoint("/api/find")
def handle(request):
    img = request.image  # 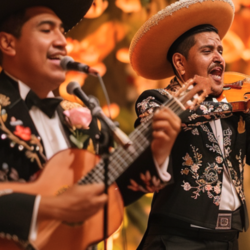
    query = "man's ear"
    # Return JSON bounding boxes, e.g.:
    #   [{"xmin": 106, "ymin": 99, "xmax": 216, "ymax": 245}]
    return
[
  {"xmin": 172, "ymin": 53, "xmax": 186, "ymax": 76},
  {"xmin": 0, "ymin": 32, "xmax": 16, "ymax": 57}
]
